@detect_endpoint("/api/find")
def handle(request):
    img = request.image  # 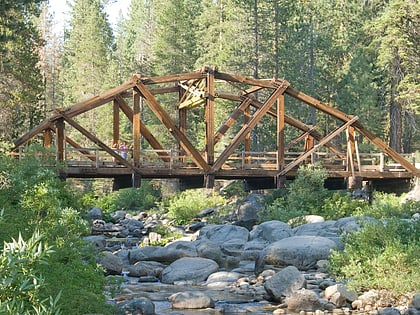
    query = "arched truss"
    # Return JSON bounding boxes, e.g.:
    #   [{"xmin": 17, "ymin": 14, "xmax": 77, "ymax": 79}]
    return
[{"xmin": 12, "ymin": 67, "xmax": 419, "ymax": 188}]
